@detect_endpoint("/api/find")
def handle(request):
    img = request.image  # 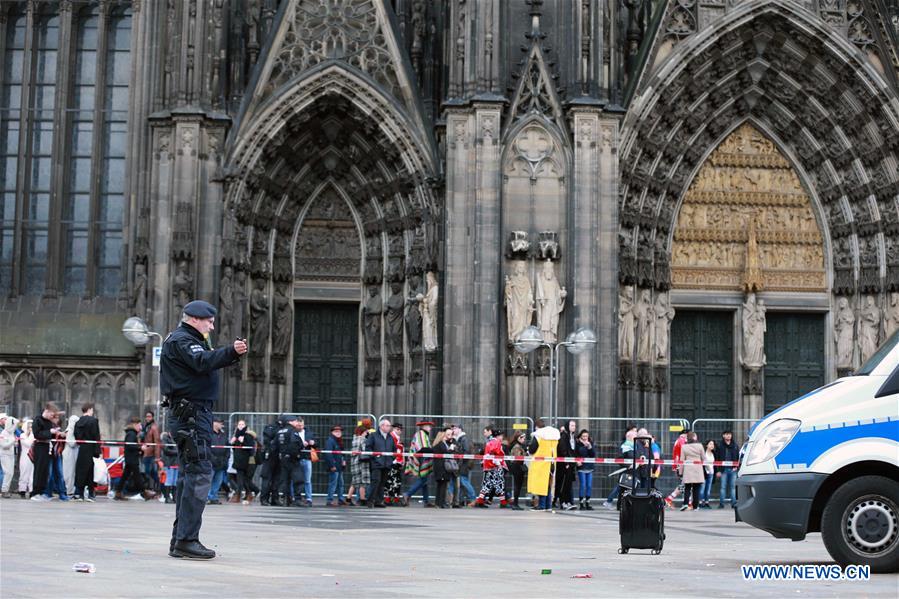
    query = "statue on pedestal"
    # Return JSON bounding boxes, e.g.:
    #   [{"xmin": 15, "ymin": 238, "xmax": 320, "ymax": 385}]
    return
[
  {"xmin": 834, "ymin": 296, "xmax": 855, "ymax": 369},
  {"xmin": 618, "ymin": 285, "xmax": 635, "ymax": 362},
  {"xmin": 653, "ymin": 292, "xmax": 675, "ymax": 364},
  {"xmin": 859, "ymin": 295, "xmax": 881, "ymax": 363},
  {"xmin": 636, "ymin": 289, "xmax": 654, "ymax": 363},
  {"xmin": 741, "ymin": 292, "xmax": 767, "ymax": 369},
  {"xmin": 505, "ymin": 260, "xmax": 534, "ymax": 344},
  {"xmin": 363, "ymin": 285, "xmax": 383, "ymax": 358},
  {"xmin": 535, "ymin": 260, "xmax": 566, "ymax": 344},
  {"xmin": 420, "ymin": 272, "xmax": 439, "ymax": 353}
]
